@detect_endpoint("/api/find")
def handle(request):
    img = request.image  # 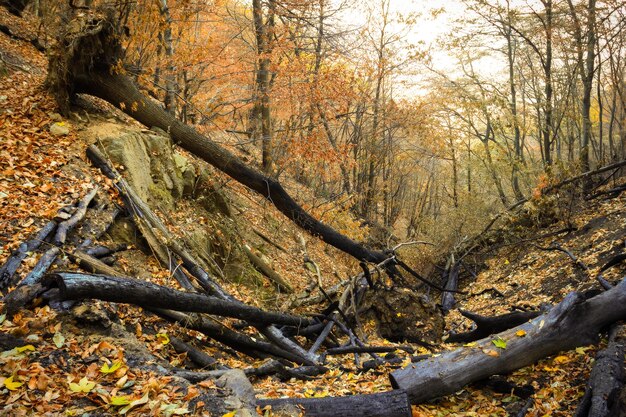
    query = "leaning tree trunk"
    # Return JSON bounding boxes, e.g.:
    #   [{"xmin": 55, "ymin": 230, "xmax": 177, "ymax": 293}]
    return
[{"xmin": 45, "ymin": 10, "xmax": 387, "ymax": 265}]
